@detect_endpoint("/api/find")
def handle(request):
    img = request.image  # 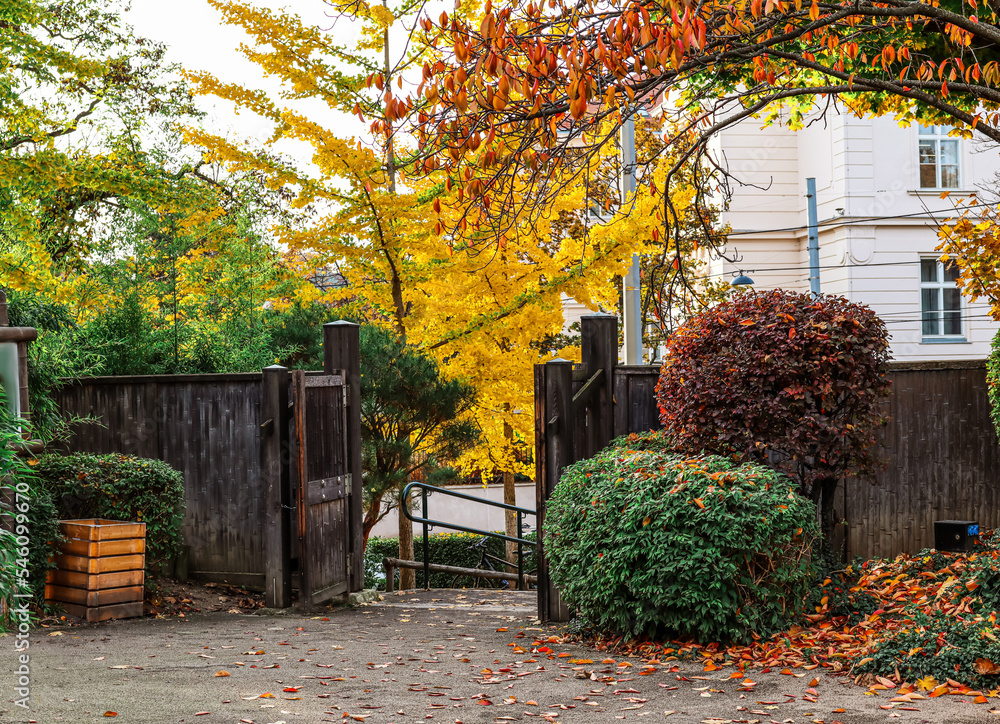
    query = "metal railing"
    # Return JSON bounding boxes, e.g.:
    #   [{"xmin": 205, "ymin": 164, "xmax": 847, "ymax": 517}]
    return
[{"xmin": 401, "ymin": 481, "xmax": 537, "ymax": 591}]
